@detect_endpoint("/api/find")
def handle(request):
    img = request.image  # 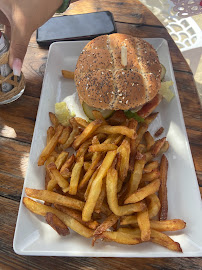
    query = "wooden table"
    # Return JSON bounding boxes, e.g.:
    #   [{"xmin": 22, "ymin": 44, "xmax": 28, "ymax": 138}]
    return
[{"xmin": 0, "ymin": 0, "xmax": 201, "ymax": 269}]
